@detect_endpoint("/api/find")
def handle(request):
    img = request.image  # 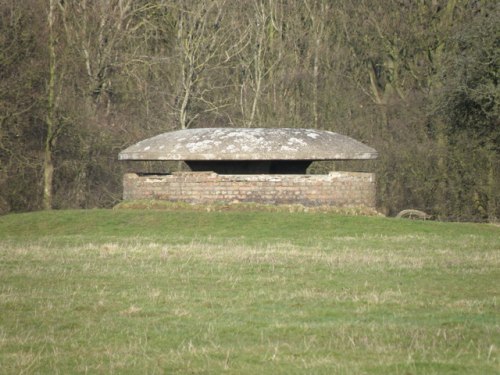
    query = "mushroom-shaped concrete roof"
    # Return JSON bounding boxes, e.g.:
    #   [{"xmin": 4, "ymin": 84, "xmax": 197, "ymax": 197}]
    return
[{"xmin": 118, "ymin": 128, "xmax": 377, "ymax": 161}]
